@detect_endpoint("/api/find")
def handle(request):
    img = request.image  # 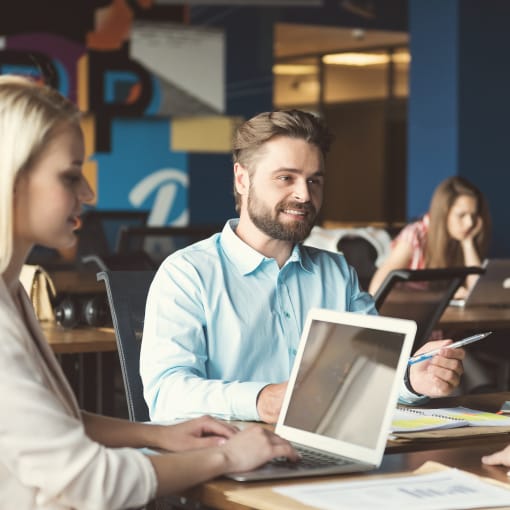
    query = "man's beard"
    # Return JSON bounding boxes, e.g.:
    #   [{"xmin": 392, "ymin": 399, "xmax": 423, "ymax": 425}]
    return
[{"xmin": 247, "ymin": 189, "xmax": 317, "ymax": 243}]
